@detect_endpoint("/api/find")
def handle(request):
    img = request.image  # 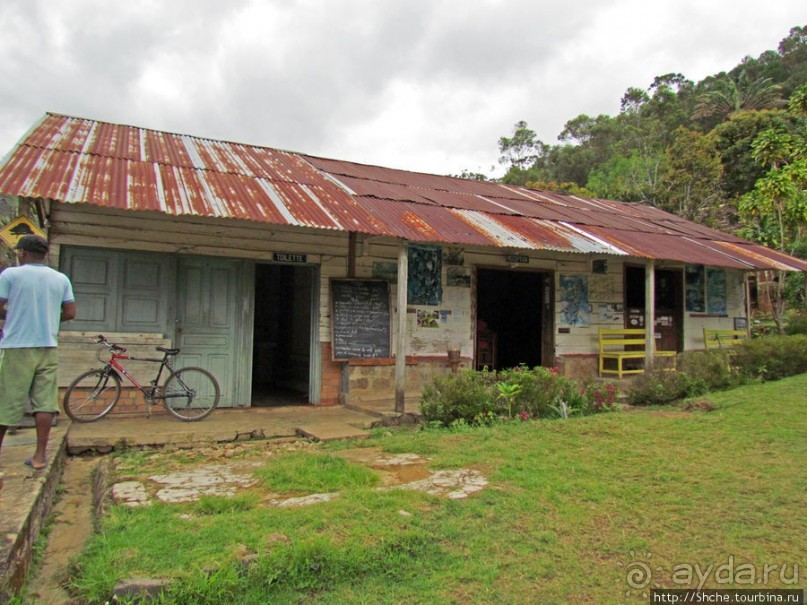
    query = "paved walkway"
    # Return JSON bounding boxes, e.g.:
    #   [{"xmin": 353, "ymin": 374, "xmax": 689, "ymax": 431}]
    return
[
  {"xmin": 67, "ymin": 404, "xmax": 381, "ymax": 452},
  {"xmin": 0, "ymin": 402, "xmax": 398, "ymax": 599}
]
